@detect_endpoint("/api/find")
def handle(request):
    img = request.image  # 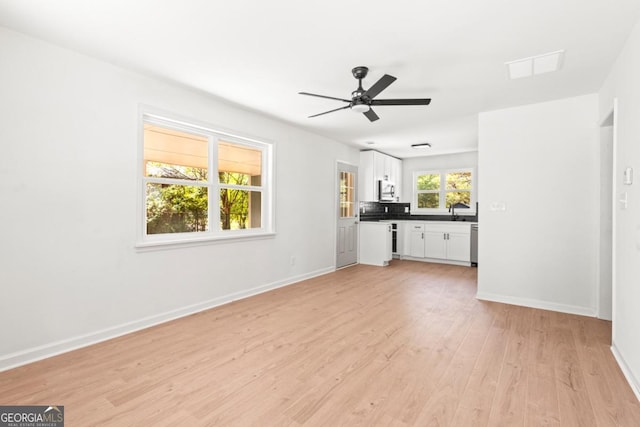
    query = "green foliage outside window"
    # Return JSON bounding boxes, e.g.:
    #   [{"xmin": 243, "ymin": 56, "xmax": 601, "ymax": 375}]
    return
[
  {"xmin": 417, "ymin": 193, "xmax": 439, "ymax": 208},
  {"xmin": 417, "ymin": 174, "xmax": 440, "ymax": 190},
  {"xmin": 416, "ymin": 170, "xmax": 472, "ymax": 210},
  {"xmin": 146, "ymin": 162, "xmax": 251, "ymax": 234},
  {"xmin": 219, "ymin": 172, "xmax": 251, "ymax": 230}
]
